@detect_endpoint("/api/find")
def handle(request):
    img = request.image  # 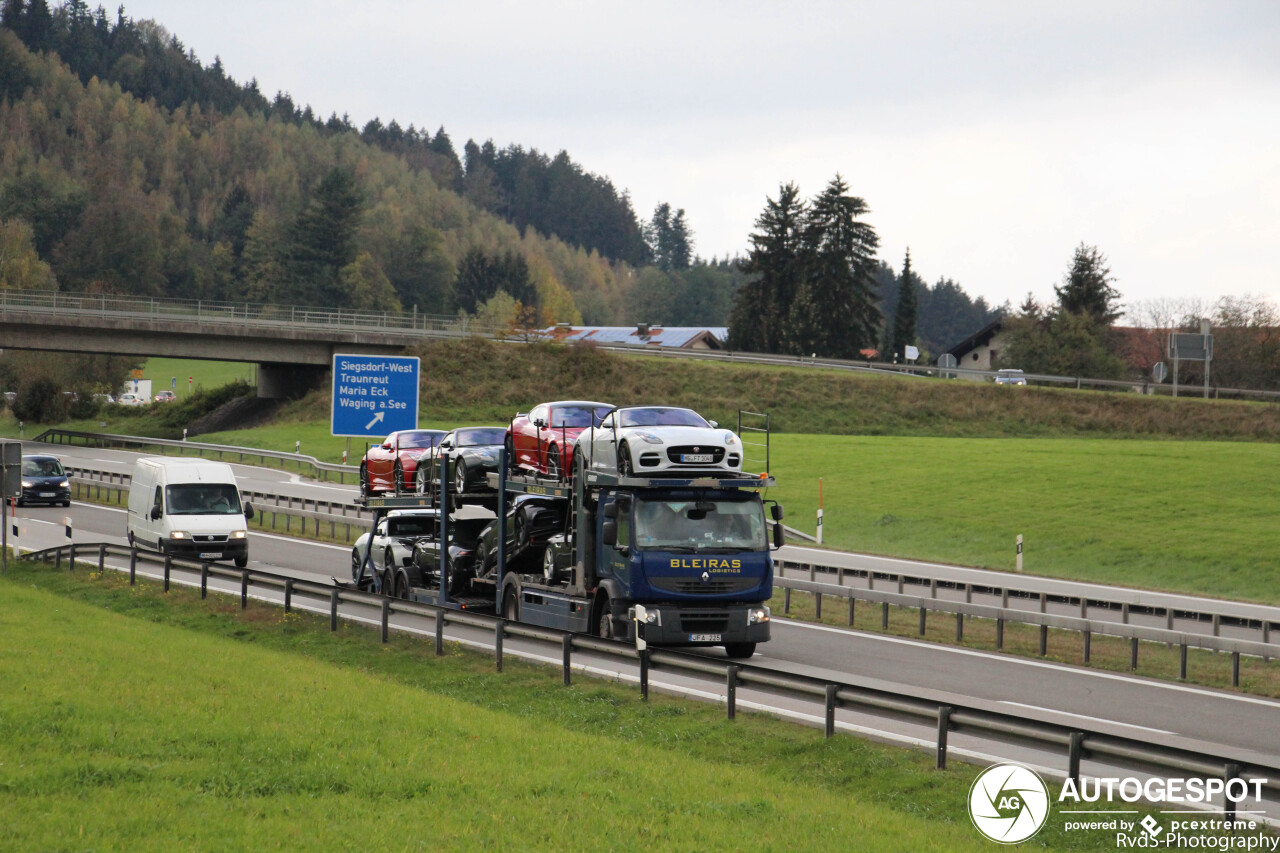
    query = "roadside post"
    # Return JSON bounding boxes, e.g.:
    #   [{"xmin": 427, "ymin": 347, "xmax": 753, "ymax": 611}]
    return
[
  {"xmin": 1, "ymin": 442, "xmax": 20, "ymax": 571},
  {"xmin": 816, "ymin": 478, "xmax": 824, "ymax": 545},
  {"xmin": 1016, "ymin": 534, "xmax": 1023, "ymax": 572}
]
